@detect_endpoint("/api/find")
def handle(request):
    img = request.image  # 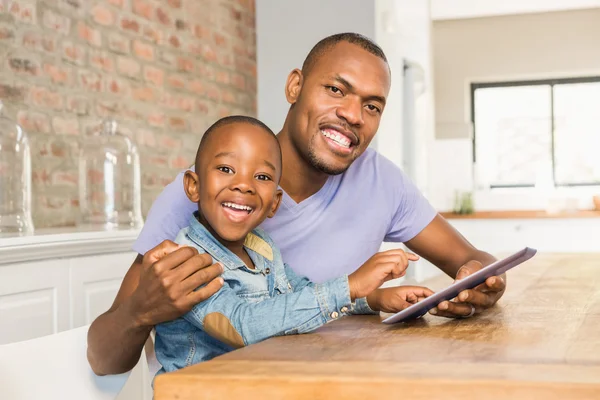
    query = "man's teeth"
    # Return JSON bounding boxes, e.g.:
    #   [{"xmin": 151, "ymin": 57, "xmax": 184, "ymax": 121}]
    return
[
  {"xmin": 321, "ymin": 130, "xmax": 351, "ymax": 148},
  {"xmin": 223, "ymin": 202, "xmax": 253, "ymax": 212}
]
